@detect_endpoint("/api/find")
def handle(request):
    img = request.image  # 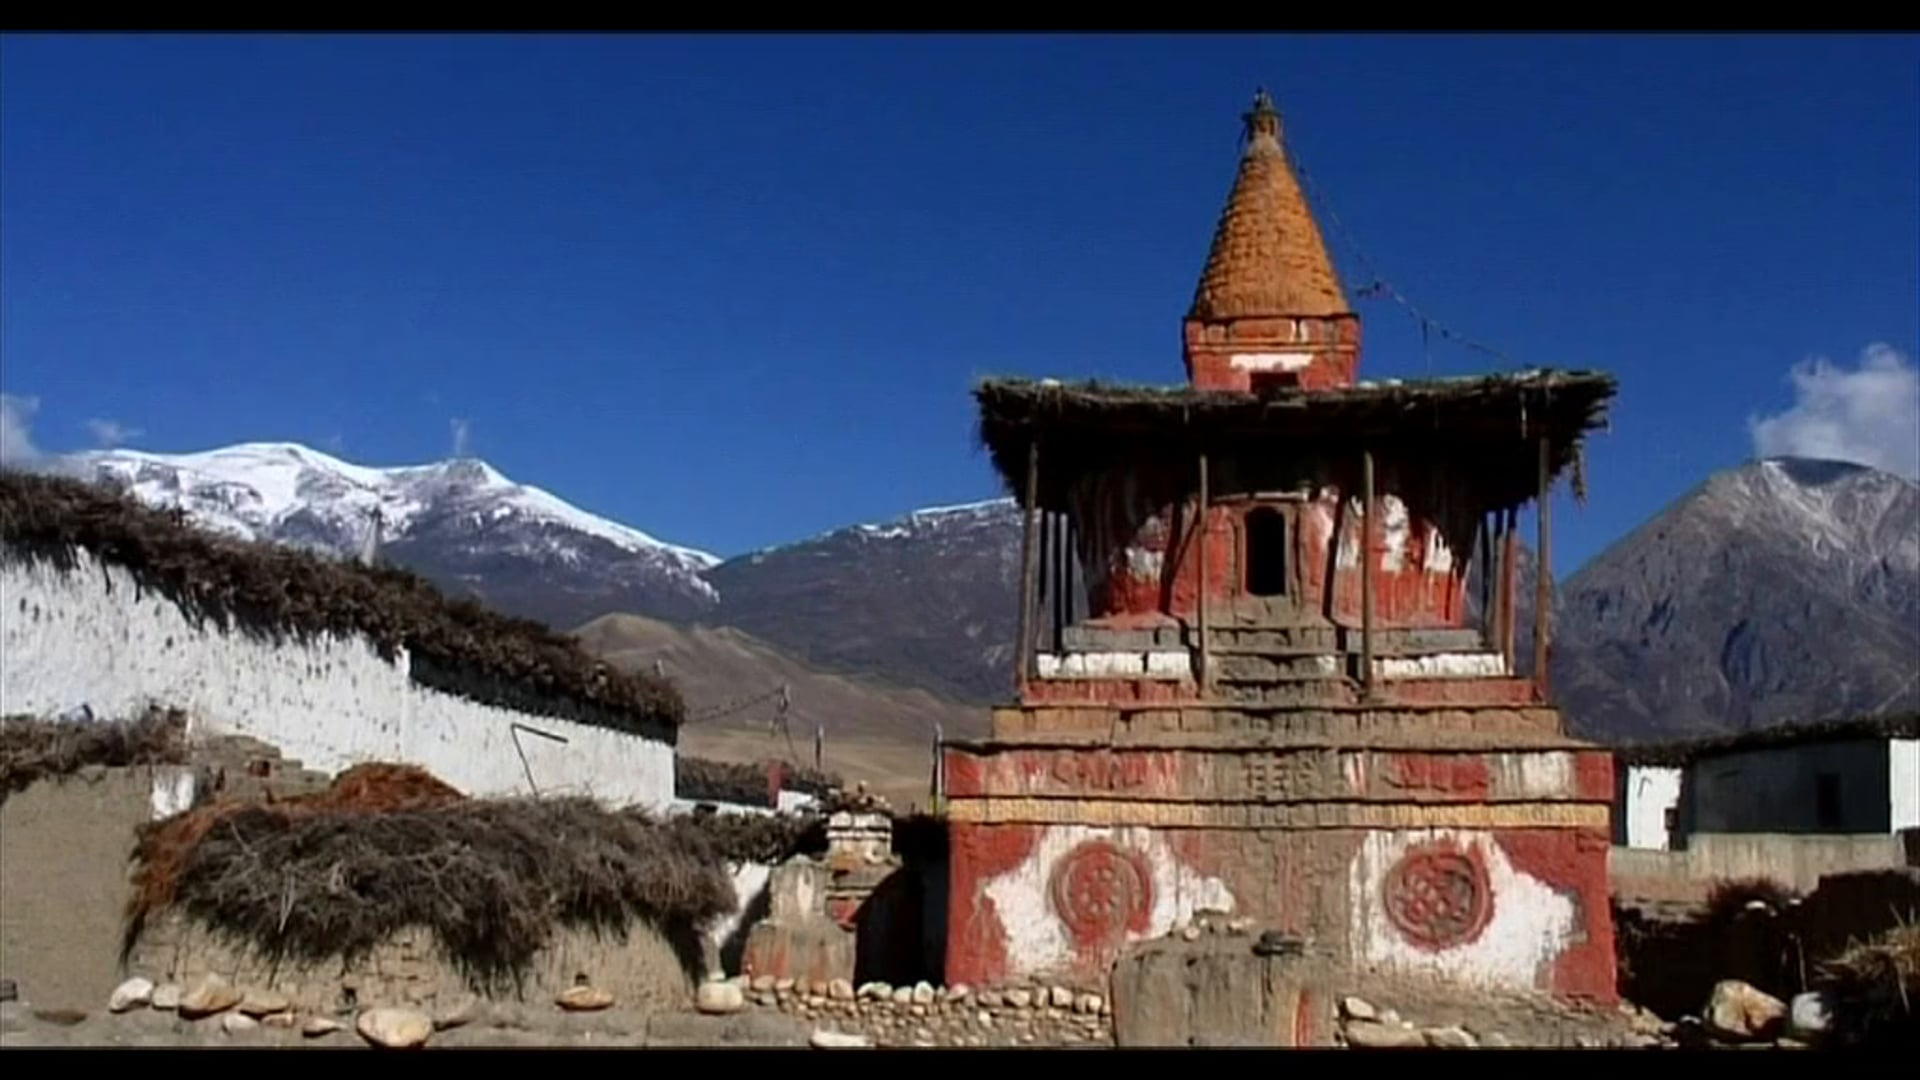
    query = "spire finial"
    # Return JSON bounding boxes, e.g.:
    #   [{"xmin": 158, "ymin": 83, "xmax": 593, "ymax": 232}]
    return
[{"xmin": 1244, "ymin": 88, "xmax": 1281, "ymax": 145}]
